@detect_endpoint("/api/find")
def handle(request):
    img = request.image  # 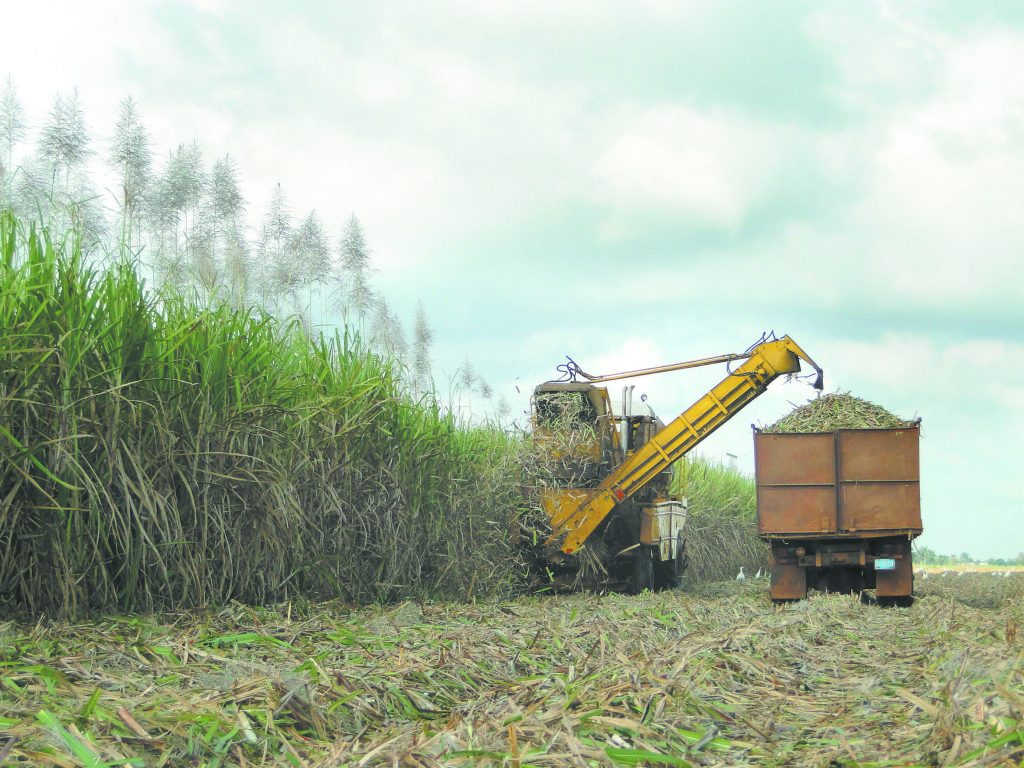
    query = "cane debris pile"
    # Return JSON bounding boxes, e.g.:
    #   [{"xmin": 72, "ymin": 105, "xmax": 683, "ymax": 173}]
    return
[{"xmin": 1, "ymin": 584, "xmax": 1021, "ymax": 766}]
